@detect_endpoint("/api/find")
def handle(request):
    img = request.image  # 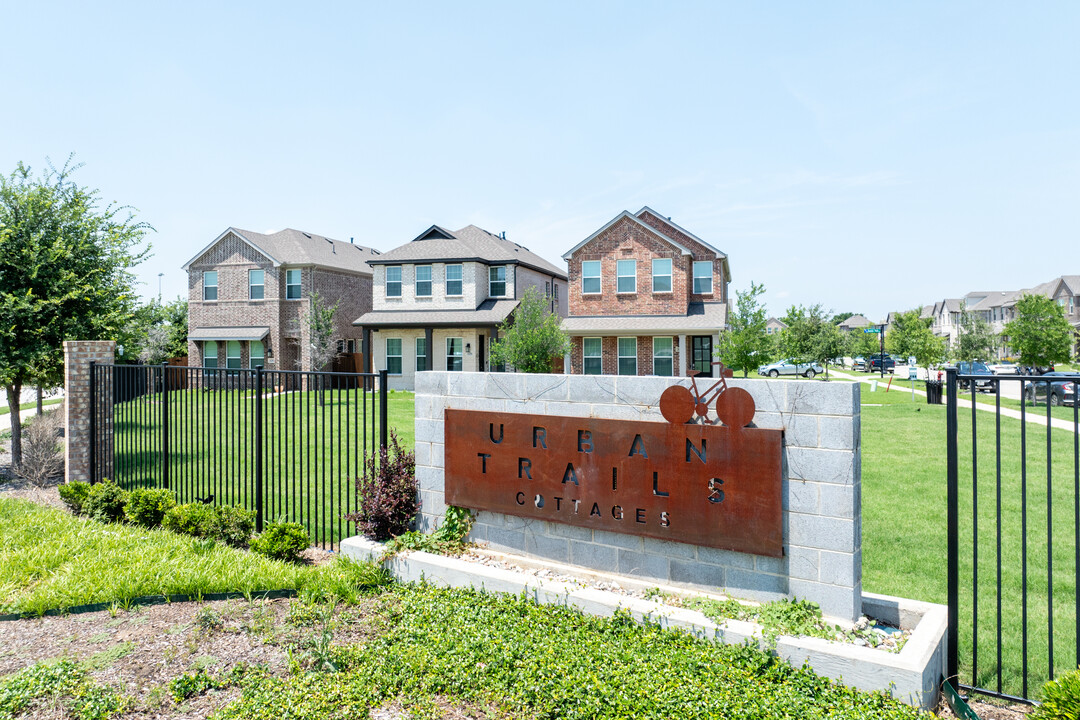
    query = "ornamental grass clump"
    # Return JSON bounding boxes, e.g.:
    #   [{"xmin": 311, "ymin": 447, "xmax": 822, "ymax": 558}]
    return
[
  {"xmin": 1031, "ymin": 666, "xmax": 1080, "ymax": 719},
  {"xmin": 345, "ymin": 430, "xmax": 417, "ymax": 541}
]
